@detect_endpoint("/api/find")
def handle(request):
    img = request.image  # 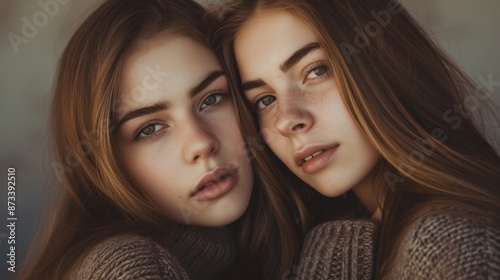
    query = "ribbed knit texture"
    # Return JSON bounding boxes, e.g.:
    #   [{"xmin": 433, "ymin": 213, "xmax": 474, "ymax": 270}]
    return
[
  {"xmin": 297, "ymin": 212, "xmax": 500, "ymax": 280},
  {"xmin": 297, "ymin": 220, "xmax": 377, "ymax": 280},
  {"xmin": 69, "ymin": 226, "xmax": 235, "ymax": 280},
  {"xmin": 387, "ymin": 213, "xmax": 500, "ymax": 279}
]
